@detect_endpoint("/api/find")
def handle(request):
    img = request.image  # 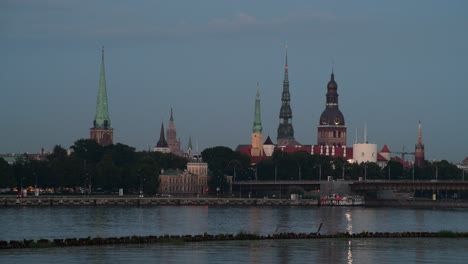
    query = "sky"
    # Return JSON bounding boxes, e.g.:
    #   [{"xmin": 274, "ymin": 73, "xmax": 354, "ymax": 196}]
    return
[{"xmin": 1, "ymin": 0, "xmax": 467, "ymax": 162}]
